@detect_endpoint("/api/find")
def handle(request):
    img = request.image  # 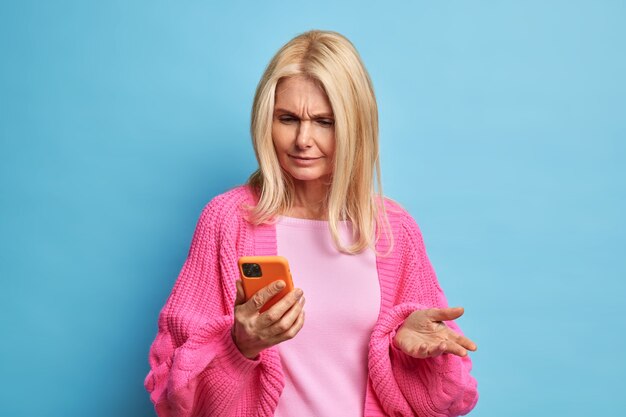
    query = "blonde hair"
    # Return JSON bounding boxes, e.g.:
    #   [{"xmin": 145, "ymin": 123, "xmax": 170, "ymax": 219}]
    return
[{"xmin": 246, "ymin": 29, "xmax": 392, "ymax": 255}]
